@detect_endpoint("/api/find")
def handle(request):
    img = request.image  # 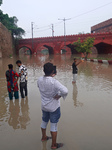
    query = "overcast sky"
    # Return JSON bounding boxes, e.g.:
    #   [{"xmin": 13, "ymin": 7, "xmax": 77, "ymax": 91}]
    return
[{"xmin": 1, "ymin": 0, "xmax": 112, "ymax": 38}]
